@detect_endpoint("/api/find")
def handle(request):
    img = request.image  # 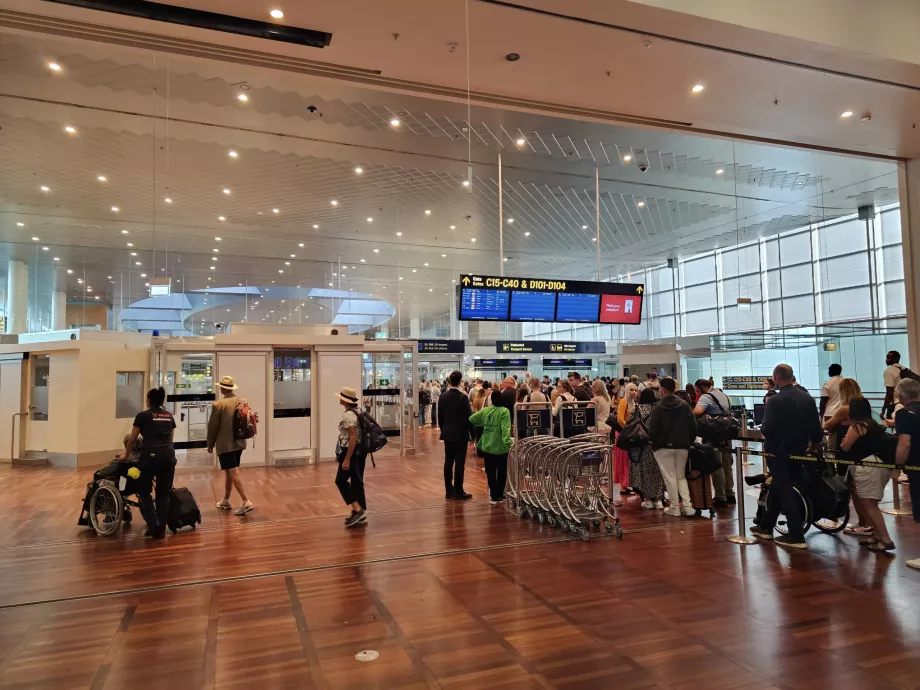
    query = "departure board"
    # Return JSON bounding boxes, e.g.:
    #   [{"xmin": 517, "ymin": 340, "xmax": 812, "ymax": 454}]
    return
[
  {"xmin": 457, "ymin": 274, "xmax": 643, "ymax": 325},
  {"xmin": 556, "ymin": 292, "xmax": 601, "ymax": 323},
  {"xmin": 459, "ymin": 288, "xmax": 509, "ymax": 320},
  {"xmin": 510, "ymin": 290, "xmax": 555, "ymax": 322}
]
